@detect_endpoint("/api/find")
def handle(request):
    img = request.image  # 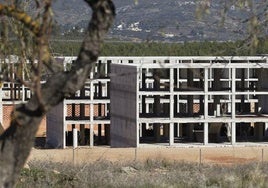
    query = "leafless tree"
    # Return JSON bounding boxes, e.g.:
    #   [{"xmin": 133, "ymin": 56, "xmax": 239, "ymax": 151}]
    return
[{"xmin": 0, "ymin": 0, "xmax": 115, "ymax": 187}]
